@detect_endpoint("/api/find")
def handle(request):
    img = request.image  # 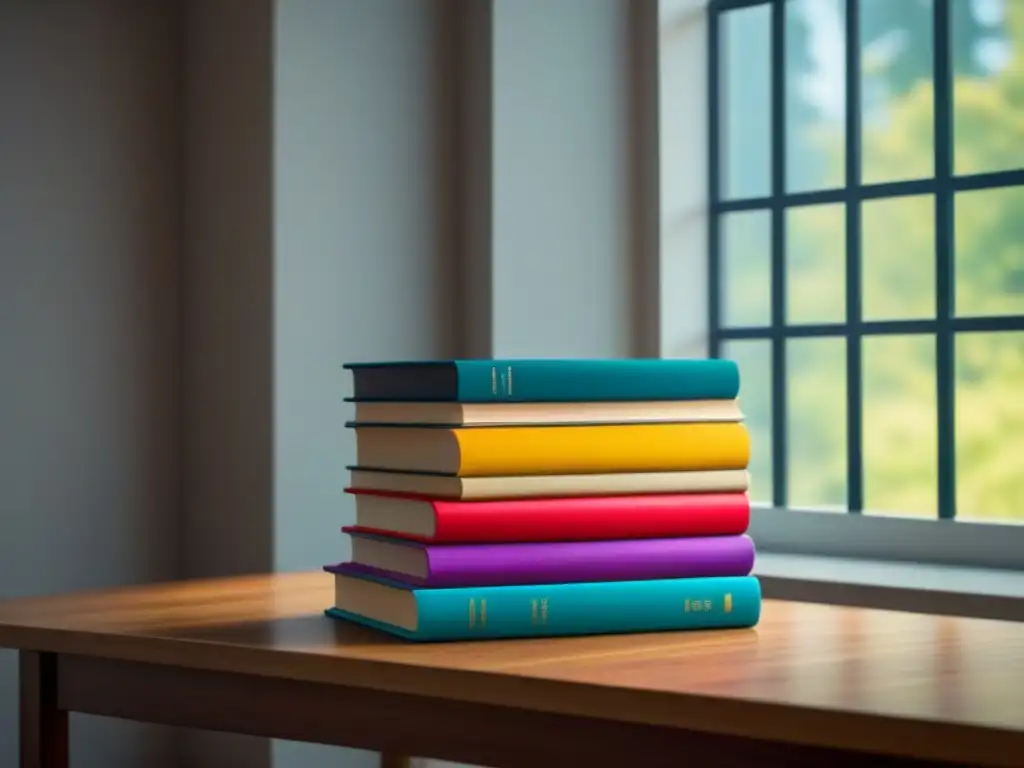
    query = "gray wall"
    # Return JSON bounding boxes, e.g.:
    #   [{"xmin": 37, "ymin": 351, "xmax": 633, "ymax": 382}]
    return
[
  {"xmin": 182, "ymin": 0, "xmax": 274, "ymax": 583},
  {"xmin": 180, "ymin": 0, "xmax": 275, "ymax": 765},
  {"xmin": 0, "ymin": 1, "xmax": 184, "ymax": 766}
]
